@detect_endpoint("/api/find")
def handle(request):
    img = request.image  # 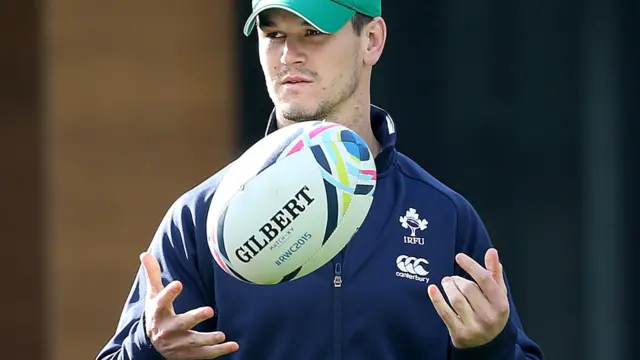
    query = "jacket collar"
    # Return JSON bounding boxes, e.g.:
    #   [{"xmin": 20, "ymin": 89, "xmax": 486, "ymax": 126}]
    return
[{"xmin": 263, "ymin": 104, "xmax": 397, "ymax": 172}]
